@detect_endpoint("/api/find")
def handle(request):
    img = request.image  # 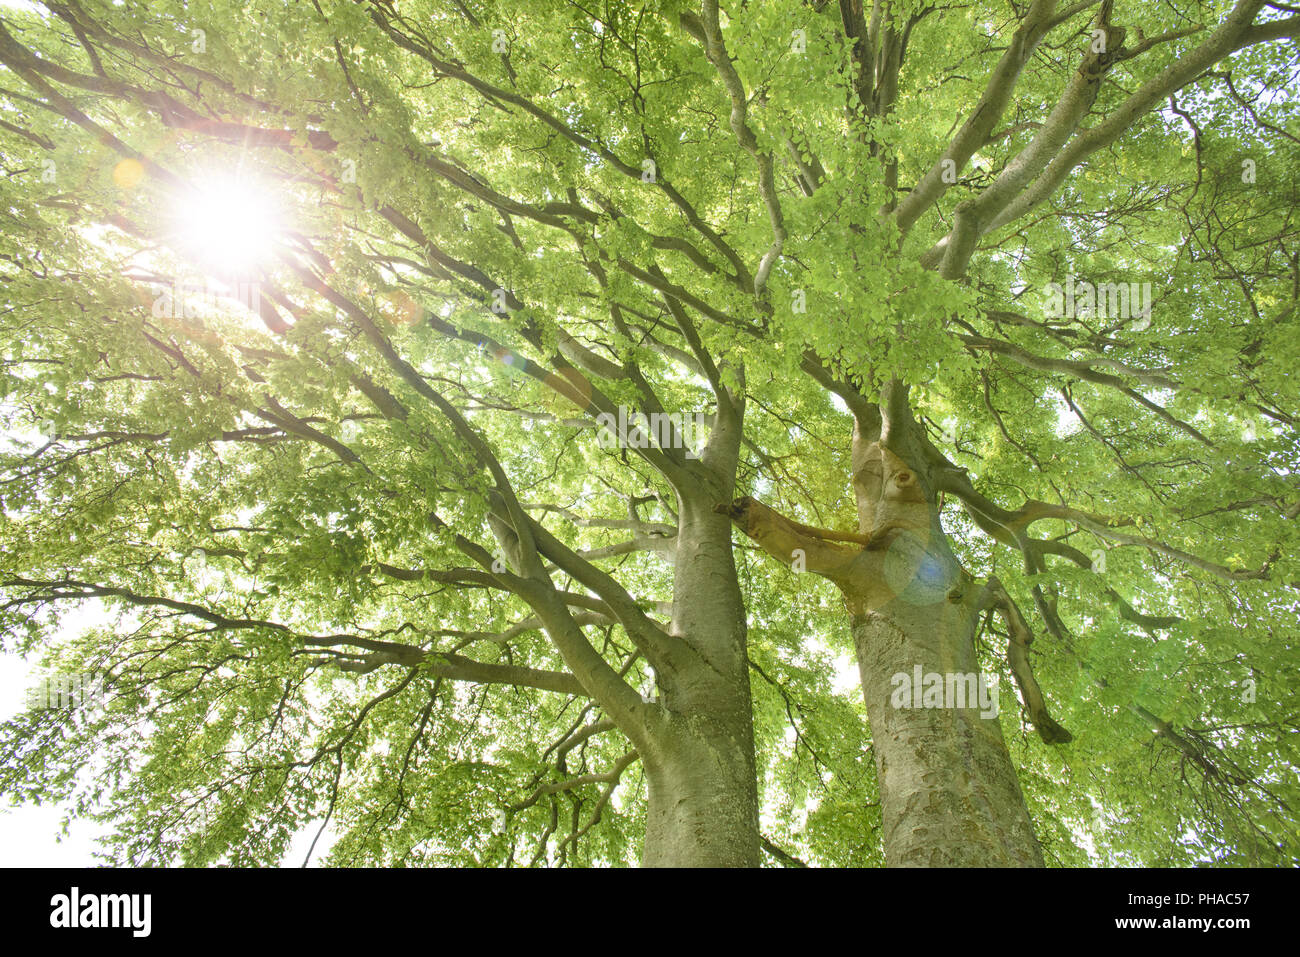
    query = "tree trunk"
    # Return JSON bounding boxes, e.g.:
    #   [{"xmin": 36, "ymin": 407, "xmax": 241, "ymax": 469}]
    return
[
  {"xmin": 642, "ymin": 711, "xmax": 760, "ymax": 867},
  {"xmin": 849, "ymin": 595, "xmax": 1044, "ymax": 866},
  {"xmin": 643, "ymin": 496, "xmax": 759, "ymax": 867},
  {"xmin": 841, "ymin": 409, "xmax": 1045, "ymax": 866},
  {"xmin": 720, "ymin": 385, "xmax": 1056, "ymax": 866}
]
